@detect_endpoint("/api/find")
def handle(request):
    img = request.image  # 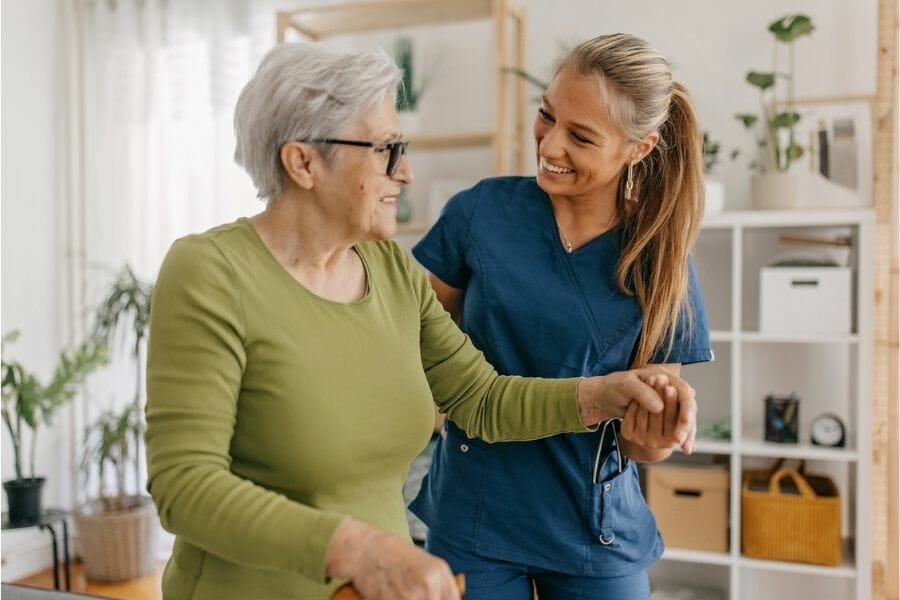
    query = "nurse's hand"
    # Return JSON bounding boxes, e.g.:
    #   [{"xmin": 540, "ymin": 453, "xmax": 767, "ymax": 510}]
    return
[
  {"xmin": 620, "ymin": 373, "xmax": 697, "ymax": 459},
  {"xmin": 325, "ymin": 518, "xmax": 460, "ymax": 600},
  {"xmin": 578, "ymin": 365, "xmax": 692, "ymax": 426}
]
